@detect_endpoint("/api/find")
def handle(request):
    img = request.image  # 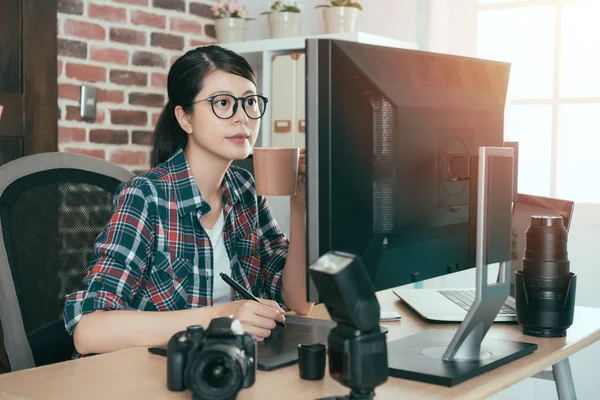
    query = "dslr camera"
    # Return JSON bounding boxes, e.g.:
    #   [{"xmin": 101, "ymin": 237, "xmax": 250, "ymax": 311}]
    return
[{"xmin": 166, "ymin": 317, "xmax": 256, "ymax": 400}]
